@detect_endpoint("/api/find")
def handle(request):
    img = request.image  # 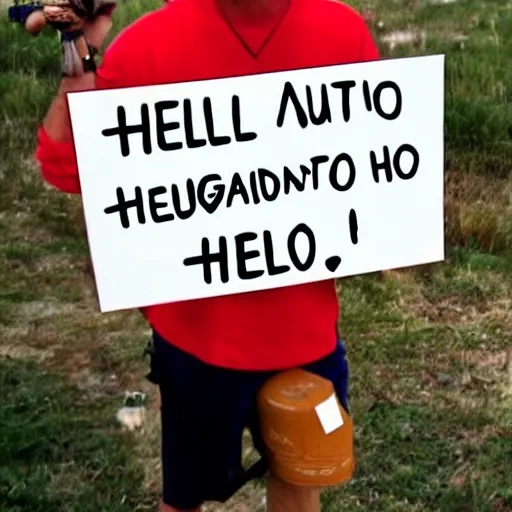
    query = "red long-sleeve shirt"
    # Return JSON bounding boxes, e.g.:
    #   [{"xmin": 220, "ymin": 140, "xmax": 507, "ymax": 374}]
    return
[{"xmin": 35, "ymin": 0, "xmax": 379, "ymax": 370}]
